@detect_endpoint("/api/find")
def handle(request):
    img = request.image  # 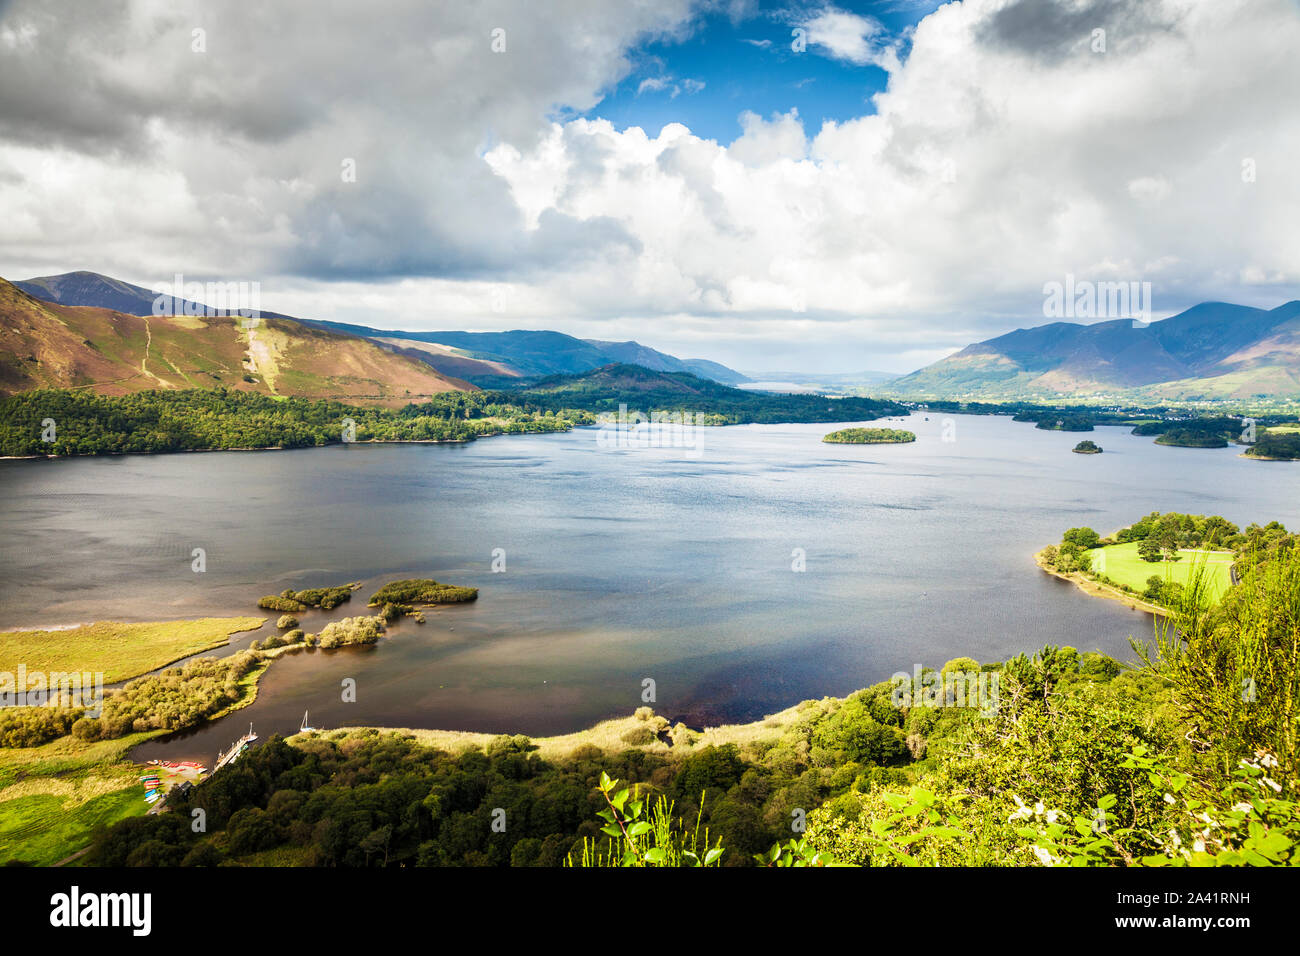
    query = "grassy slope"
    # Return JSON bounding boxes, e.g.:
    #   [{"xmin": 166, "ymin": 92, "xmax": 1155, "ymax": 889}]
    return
[
  {"xmin": 1093, "ymin": 542, "xmax": 1234, "ymax": 599},
  {"xmin": 0, "ymin": 278, "xmax": 472, "ymax": 407},
  {"xmin": 0, "ymin": 731, "xmax": 160, "ymax": 866},
  {"xmin": 0, "ymin": 617, "xmax": 266, "ymax": 684}
]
